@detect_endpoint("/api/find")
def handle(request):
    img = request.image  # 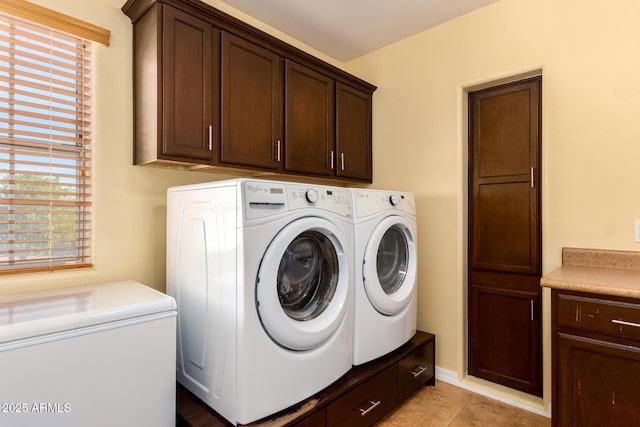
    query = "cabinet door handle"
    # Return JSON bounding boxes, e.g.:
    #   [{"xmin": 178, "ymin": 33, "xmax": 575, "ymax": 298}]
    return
[
  {"xmin": 276, "ymin": 140, "xmax": 281, "ymax": 162},
  {"xmin": 410, "ymin": 365, "xmax": 428, "ymax": 378},
  {"xmin": 330, "ymin": 150, "xmax": 334, "ymax": 170},
  {"xmin": 530, "ymin": 167, "xmax": 534, "ymax": 189},
  {"xmin": 340, "ymin": 152, "xmax": 345, "ymax": 171},
  {"xmin": 358, "ymin": 400, "xmax": 381, "ymax": 417},
  {"xmin": 612, "ymin": 319, "xmax": 640, "ymax": 328},
  {"xmin": 531, "ymin": 300, "xmax": 534, "ymax": 321},
  {"xmin": 208, "ymin": 125, "xmax": 213, "ymax": 150}
]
